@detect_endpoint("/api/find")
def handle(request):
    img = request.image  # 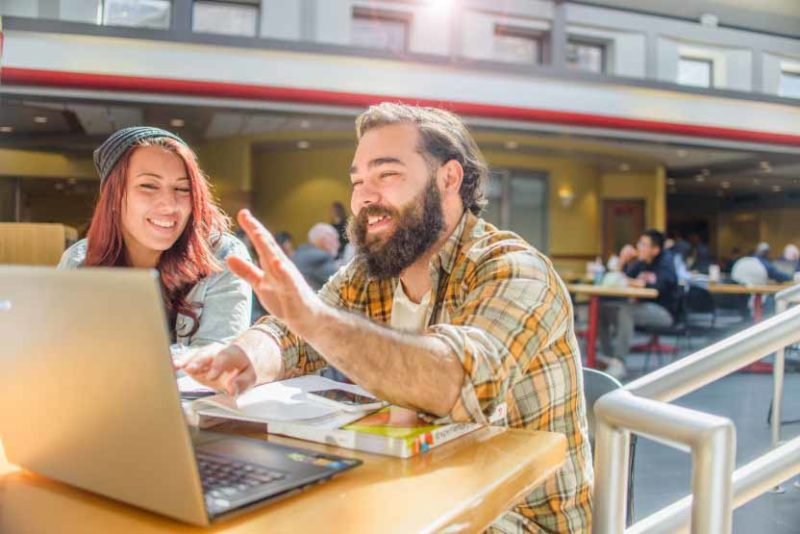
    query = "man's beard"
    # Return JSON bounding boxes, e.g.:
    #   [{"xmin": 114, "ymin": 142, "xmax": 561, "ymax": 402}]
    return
[{"xmin": 349, "ymin": 177, "xmax": 445, "ymax": 279}]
